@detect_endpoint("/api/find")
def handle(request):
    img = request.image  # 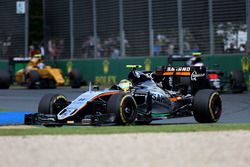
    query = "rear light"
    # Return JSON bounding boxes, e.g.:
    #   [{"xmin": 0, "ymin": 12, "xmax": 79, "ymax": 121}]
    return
[{"xmin": 208, "ymin": 73, "xmax": 218, "ymax": 79}]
